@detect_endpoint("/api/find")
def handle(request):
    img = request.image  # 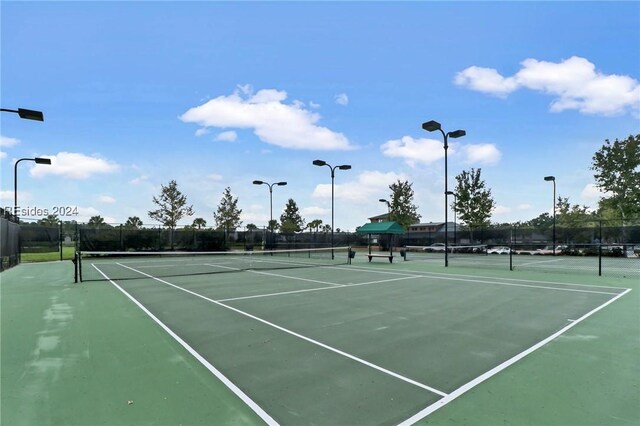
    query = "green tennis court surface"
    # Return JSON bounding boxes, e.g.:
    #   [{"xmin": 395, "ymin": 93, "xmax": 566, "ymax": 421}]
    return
[{"xmin": 2, "ymin": 254, "xmax": 638, "ymax": 425}]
